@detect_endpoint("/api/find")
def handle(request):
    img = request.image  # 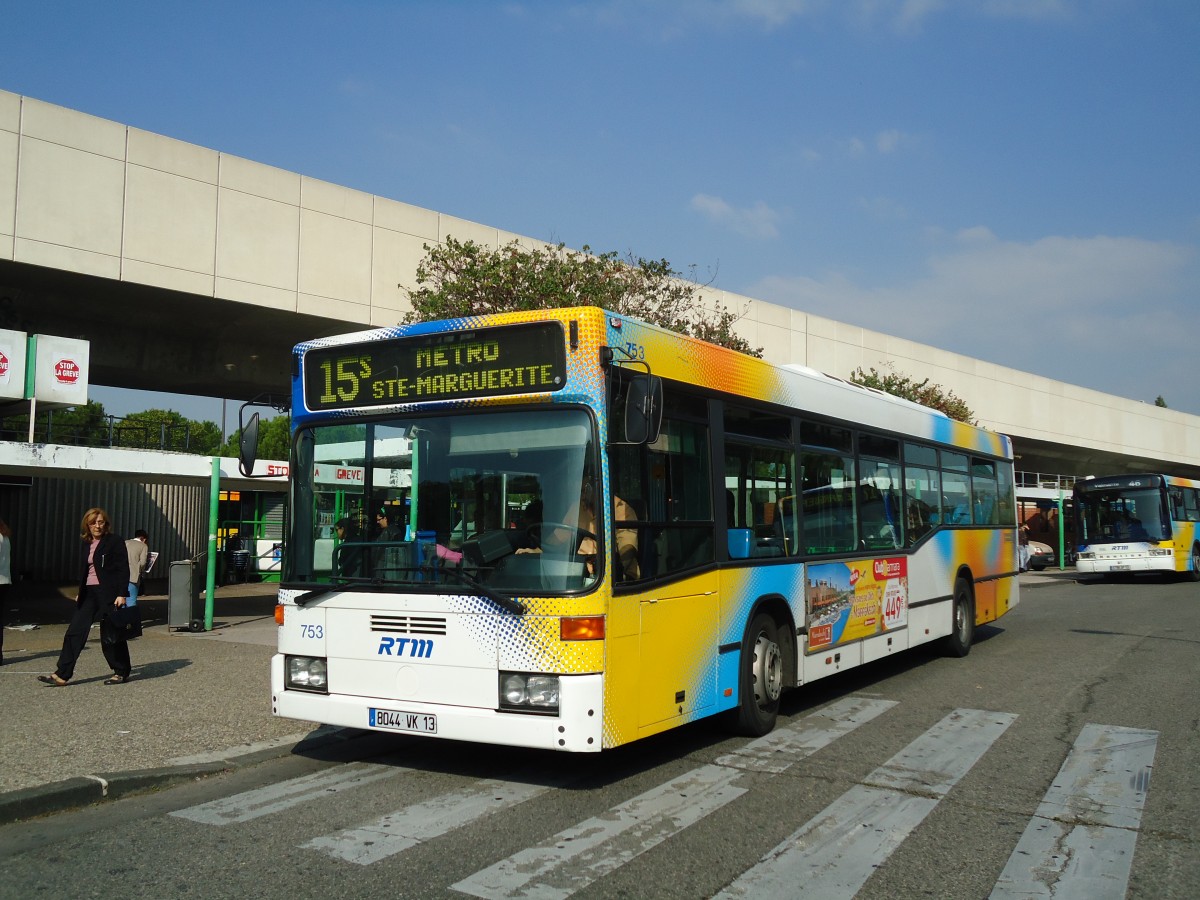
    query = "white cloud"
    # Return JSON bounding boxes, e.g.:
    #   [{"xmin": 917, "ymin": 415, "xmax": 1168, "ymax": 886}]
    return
[
  {"xmin": 729, "ymin": 0, "xmax": 829, "ymax": 28},
  {"xmin": 691, "ymin": 193, "xmax": 784, "ymax": 239},
  {"xmin": 979, "ymin": 0, "xmax": 1074, "ymax": 21},
  {"xmin": 625, "ymin": 0, "xmax": 1076, "ymax": 33},
  {"xmin": 875, "ymin": 129, "xmax": 906, "ymax": 153},
  {"xmin": 841, "ymin": 130, "xmax": 914, "ymax": 158},
  {"xmin": 858, "ymin": 195, "xmax": 909, "ymax": 221},
  {"xmin": 747, "ymin": 229, "xmax": 1198, "ymax": 409}
]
